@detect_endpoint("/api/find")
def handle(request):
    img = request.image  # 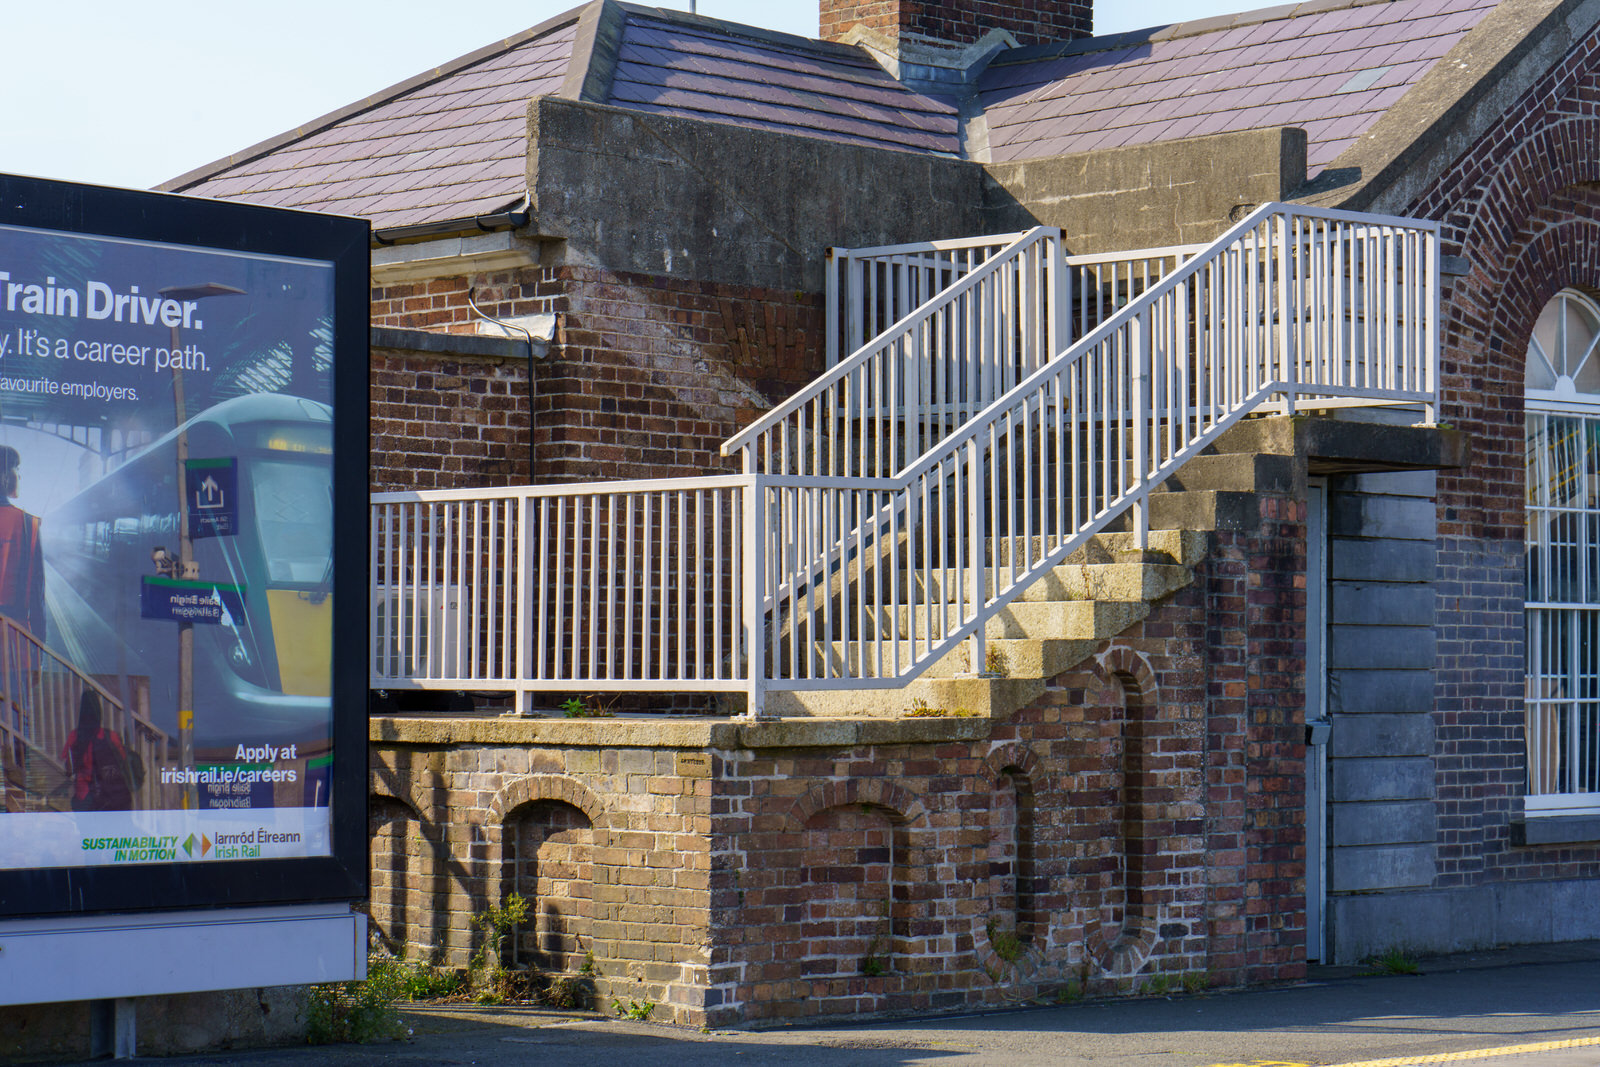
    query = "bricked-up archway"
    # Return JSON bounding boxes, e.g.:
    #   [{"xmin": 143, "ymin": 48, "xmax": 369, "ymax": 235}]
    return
[
  {"xmin": 799, "ymin": 802, "xmax": 911, "ymax": 989},
  {"xmin": 506, "ymin": 800, "xmax": 595, "ymax": 973},
  {"xmin": 1081, "ymin": 652, "xmax": 1163, "ymax": 976},
  {"xmin": 976, "ymin": 743, "xmax": 1044, "ymax": 972},
  {"xmin": 369, "ymin": 793, "xmax": 445, "ymax": 962},
  {"xmin": 487, "ymin": 776, "xmax": 606, "ymax": 974}
]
